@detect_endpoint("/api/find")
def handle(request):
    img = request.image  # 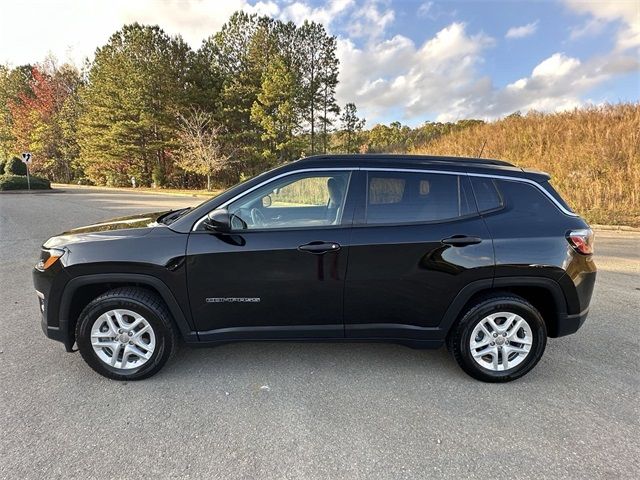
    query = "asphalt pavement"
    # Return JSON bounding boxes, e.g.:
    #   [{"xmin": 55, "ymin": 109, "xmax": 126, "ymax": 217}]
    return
[{"xmin": 1, "ymin": 186, "xmax": 639, "ymax": 479}]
